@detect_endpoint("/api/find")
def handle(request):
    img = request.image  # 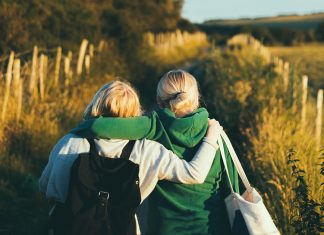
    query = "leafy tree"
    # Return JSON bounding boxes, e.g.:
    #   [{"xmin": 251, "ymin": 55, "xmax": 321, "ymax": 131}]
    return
[
  {"xmin": 177, "ymin": 18, "xmax": 198, "ymax": 33},
  {"xmin": 316, "ymin": 22, "xmax": 324, "ymax": 41},
  {"xmin": 0, "ymin": 0, "xmax": 184, "ymax": 53}
]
